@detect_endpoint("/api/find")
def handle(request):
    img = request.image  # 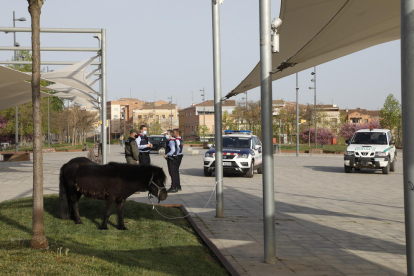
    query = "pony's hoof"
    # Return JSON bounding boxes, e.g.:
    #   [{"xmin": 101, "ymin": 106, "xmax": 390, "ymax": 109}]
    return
[
  {"xmin": 75, "ymin": 221, "xmax": 83, "ymax": 225},
  {"xmin": 117, "ymin": 226, "xmax": 128, "ymax": 230},
  {"xmin": 99, "ymin": 226, "xmax": 108, "ymax": 230}
]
